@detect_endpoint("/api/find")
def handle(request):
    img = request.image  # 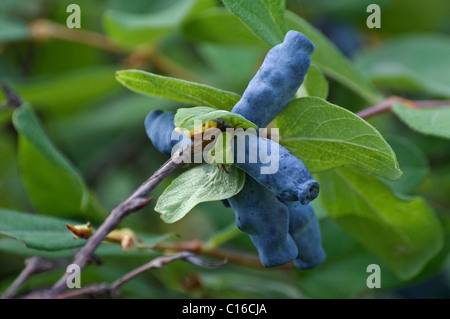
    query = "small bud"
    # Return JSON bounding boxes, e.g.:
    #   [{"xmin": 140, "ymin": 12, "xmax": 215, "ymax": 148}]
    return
[
  {"xmin": 66, "ymin": 222, "xmax": 93, "ymax": 239},
  {"xmin": 66, "ymin": 223, "xmax": 139, "ymax": 251},
  {"xmin": 104, "ymin": 228, "xmax": 138, "ymax": 251}
]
